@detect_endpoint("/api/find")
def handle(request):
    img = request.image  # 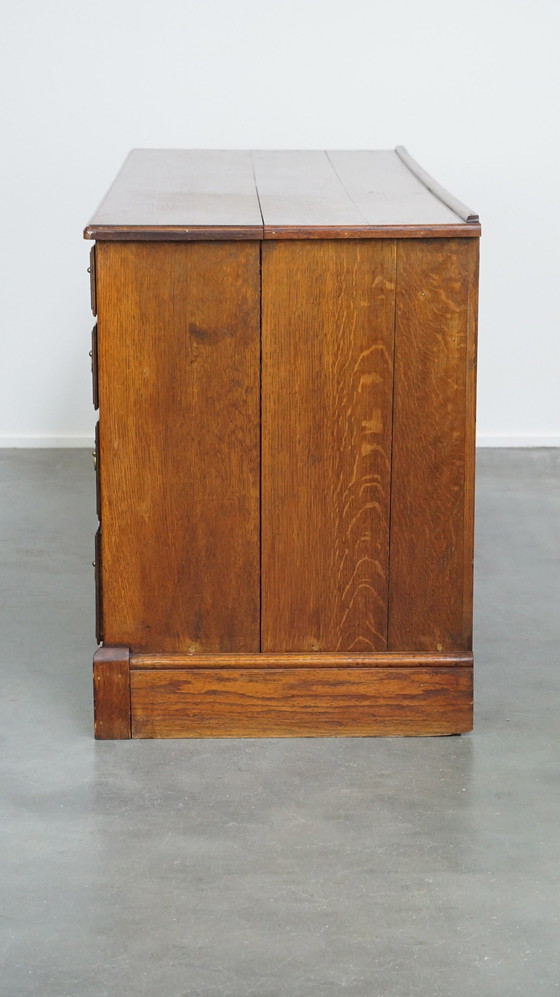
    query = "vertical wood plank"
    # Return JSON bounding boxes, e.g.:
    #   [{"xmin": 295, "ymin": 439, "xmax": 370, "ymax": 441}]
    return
[
  {"xmin": 261, "ymin": 240, "xmax": 396, "ymax": 652},
  {"xmin": 389, "ymin": 238, "xmax": 479, "ymax": 651},
  {"xmin": 96, "ymin": 242, "xmax": 261, "ymax": 653}
]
